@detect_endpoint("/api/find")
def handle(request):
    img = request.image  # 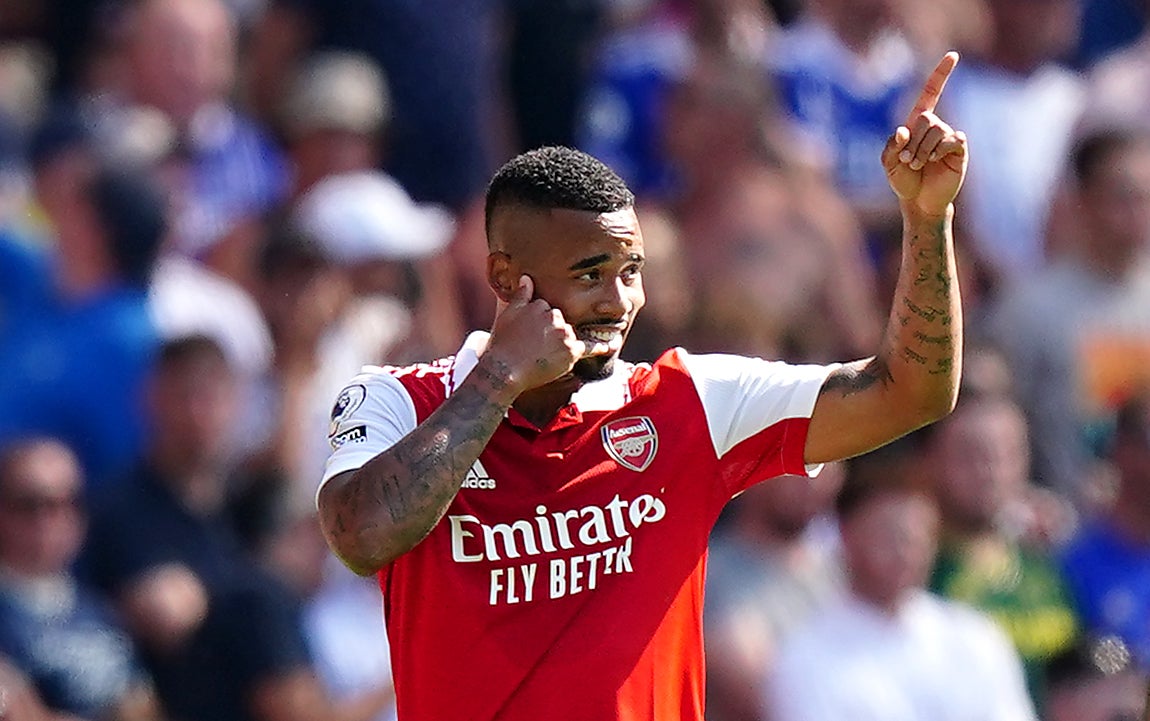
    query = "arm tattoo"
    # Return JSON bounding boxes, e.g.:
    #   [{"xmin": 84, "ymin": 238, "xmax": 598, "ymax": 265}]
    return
[
  {"xmin": 320, "ymin": 359, "xmax": 516, "ymax": 572},
  {"xmin": 820, "ymin": 358, "xmax": 894, "ymax": 397},
  {"xmin": 882, "ymin": 211, "xmax": 960, "ymax": 403}
]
